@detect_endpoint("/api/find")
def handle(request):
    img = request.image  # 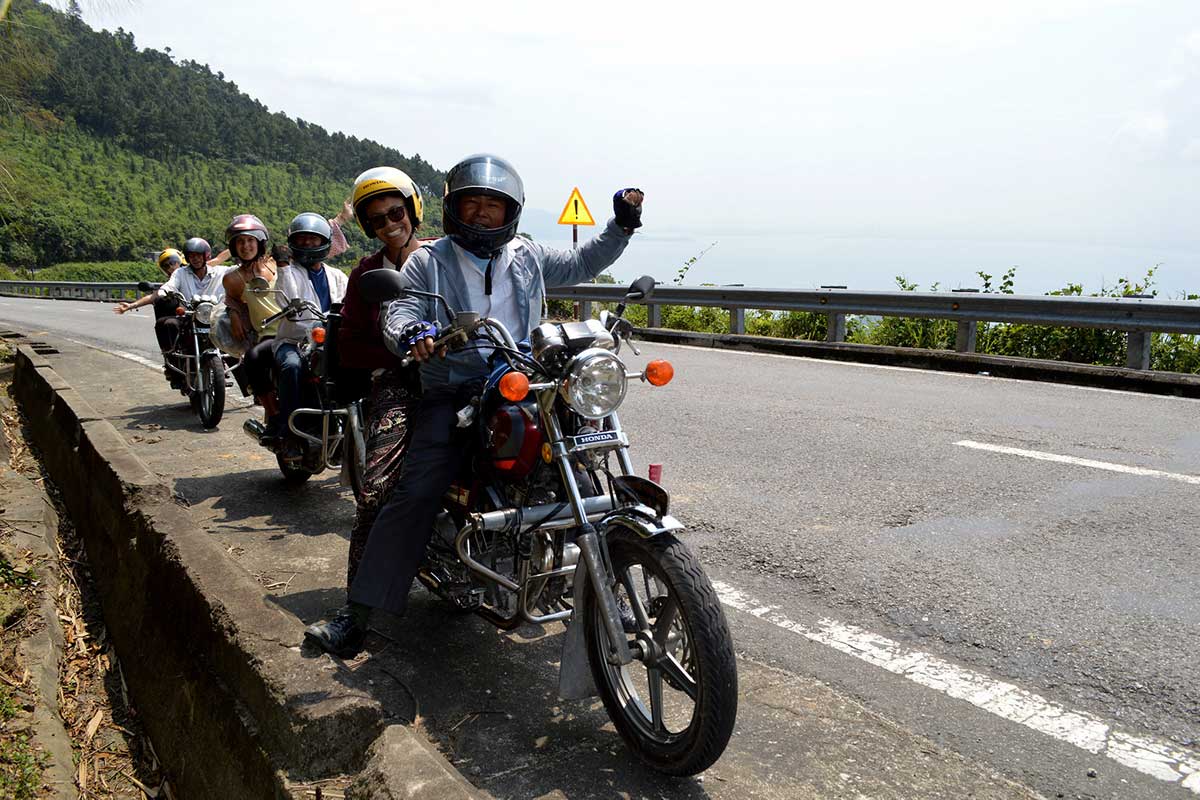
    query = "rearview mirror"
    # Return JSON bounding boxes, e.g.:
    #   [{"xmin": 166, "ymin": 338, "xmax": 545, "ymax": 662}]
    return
[
  {"xmin": 247, "ymin": 276, "xmax": 270, "ymax": 292},
  {"xmin": 359, "ymin": 269, "xmax": 408, "ymax": 304},
  {"xmin": 137, "ymin": 281, "xmax": 156, "ymax": 292},
  {"xmin": 626, "ymin": 275, "xmax": 656, "ymax": 301}
]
